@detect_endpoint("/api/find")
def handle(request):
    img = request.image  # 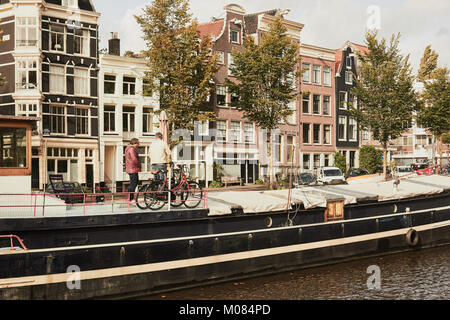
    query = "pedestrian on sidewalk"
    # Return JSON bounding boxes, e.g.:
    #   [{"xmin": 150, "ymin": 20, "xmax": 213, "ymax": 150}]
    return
[
  {"xmin": 150, "ymin": 132, "xmax": 171, "ymax": 181},
  {"xmin": 125, "ymin": 138, "xmax": 141, "ymax": 204}
]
